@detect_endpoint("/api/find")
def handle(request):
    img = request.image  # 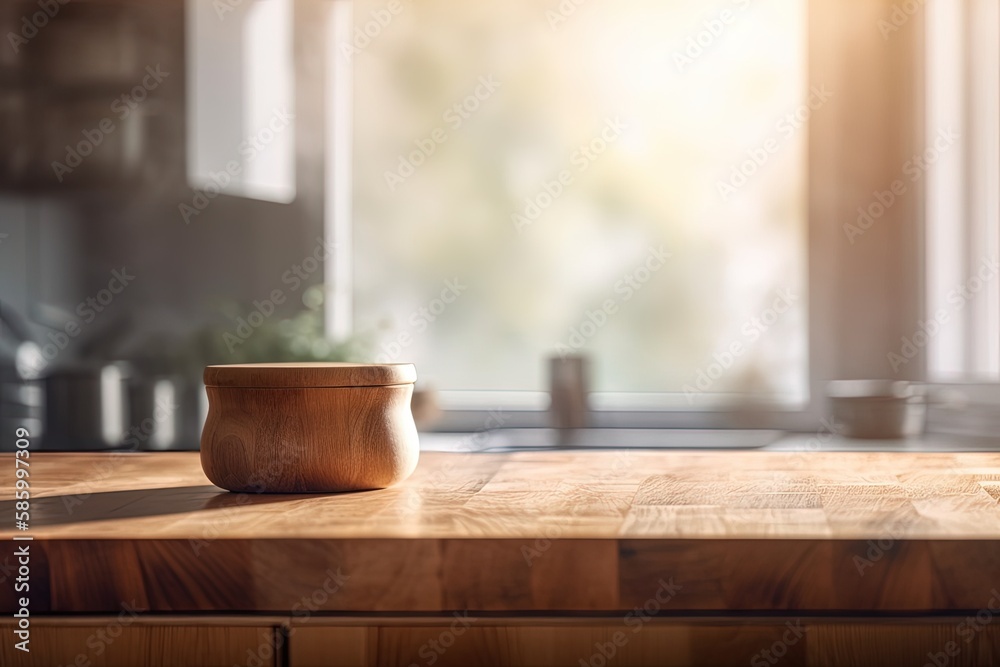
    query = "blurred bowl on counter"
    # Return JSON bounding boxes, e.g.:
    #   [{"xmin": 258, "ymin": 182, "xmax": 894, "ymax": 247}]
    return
[{"xmin": 827, "ymin": 380, "xmax": 925, "ymax": 440}]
